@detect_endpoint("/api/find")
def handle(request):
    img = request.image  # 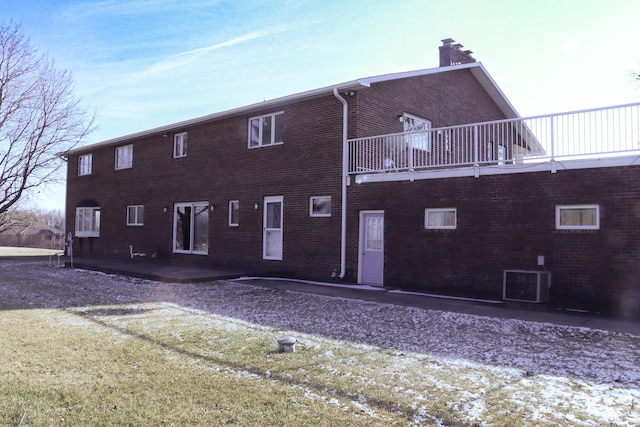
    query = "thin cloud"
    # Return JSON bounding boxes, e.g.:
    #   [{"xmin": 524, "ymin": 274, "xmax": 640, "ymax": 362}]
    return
[{"xmin": 138, "ymin": 26, "xmax": 287, "ymax": 76}]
